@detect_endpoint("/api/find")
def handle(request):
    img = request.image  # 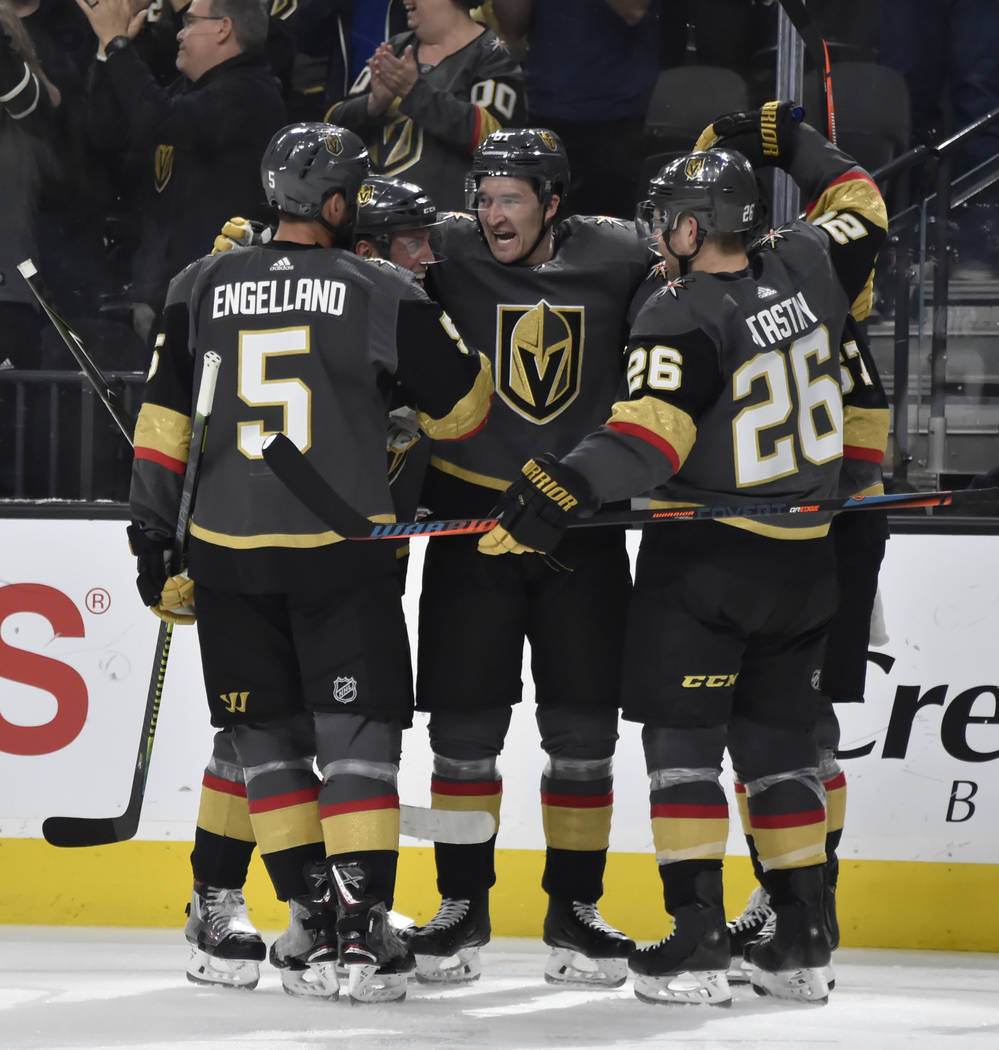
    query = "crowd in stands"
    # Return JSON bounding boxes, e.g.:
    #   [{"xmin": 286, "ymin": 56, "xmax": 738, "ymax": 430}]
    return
[{"xmin": 1, "ymin": 0, "xmax": 997, "ymax": 499}]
